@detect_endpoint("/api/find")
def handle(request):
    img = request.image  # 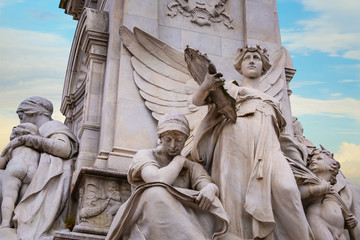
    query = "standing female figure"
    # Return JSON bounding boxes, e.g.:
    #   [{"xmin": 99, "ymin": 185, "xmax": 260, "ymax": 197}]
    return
[{"xmin": 192, "ymin": 46, "xmax": 313, "ymax": 239}]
